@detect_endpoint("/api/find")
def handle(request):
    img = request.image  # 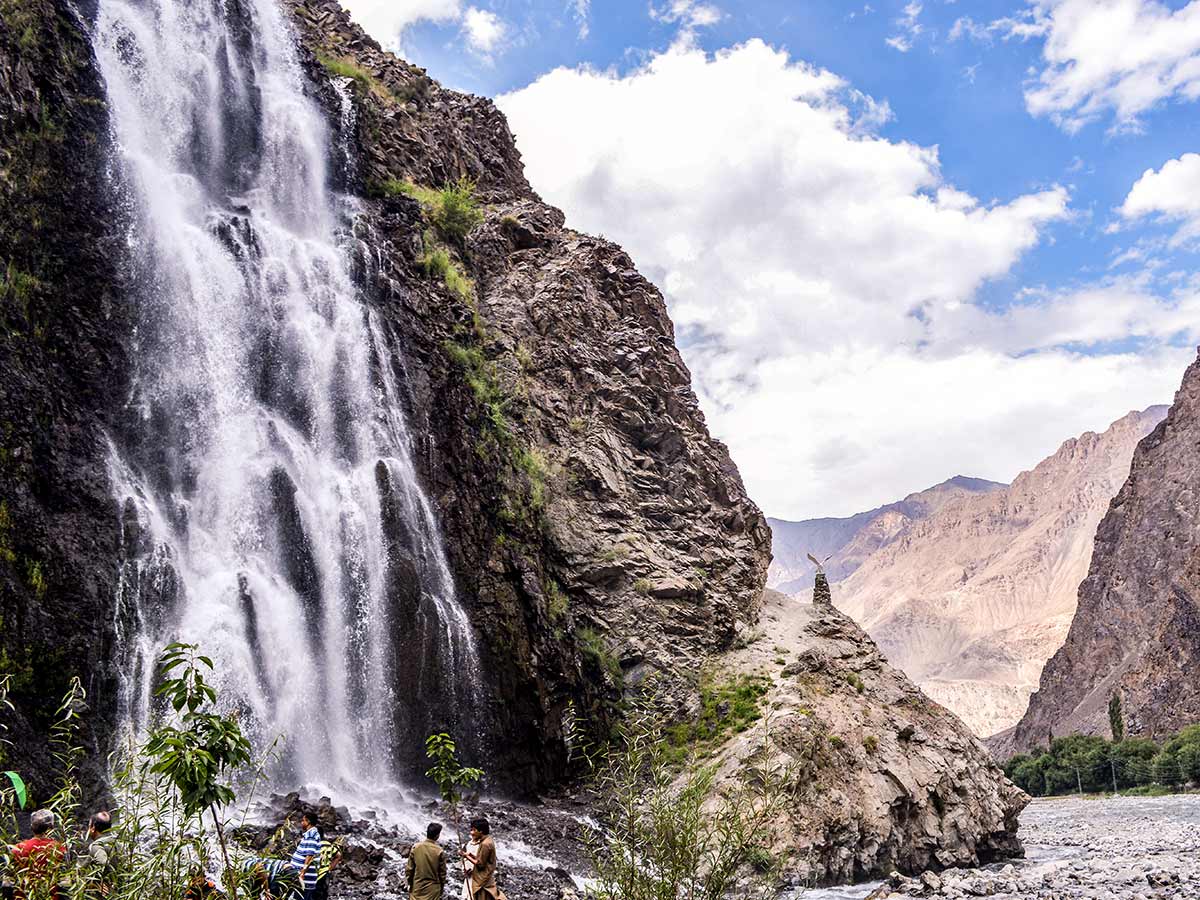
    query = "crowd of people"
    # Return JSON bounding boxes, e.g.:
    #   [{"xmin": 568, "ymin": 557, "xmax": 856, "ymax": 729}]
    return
[{"xmin": 3, "ymin": 808, "xmax": 505, "ymax": 900}]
